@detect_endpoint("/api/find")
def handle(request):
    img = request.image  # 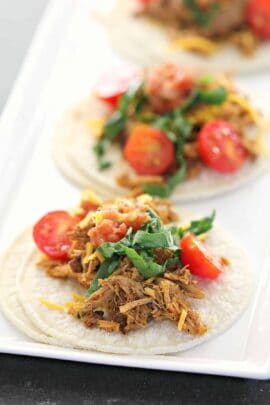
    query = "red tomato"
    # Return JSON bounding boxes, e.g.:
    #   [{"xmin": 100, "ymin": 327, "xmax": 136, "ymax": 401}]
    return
[
  {"xmin": 89, "ymin": 207, "xmax": 149, "ymax": 247},
  {"xmin": 180, "ymin": 233, "xmax": 222, "ymax": 280},
  {"xmin": 33, "ymin": 211, "xmax": 79, "ymax": 261},
  {"xmin": 94, "ymin": 65, "xmax": 140, "ymax": 107},
  {"xmin": 137, "ymin": 0, "xmax": 154, "ymax": 5},
  {"xmin": 246, "ymin": 0, "xmax": 270, "ymax": 39},
  {"xmin": 198, "ymin": 120, "xmax": 248, "ymax": 174},
  {"xmin": 124, "ymin": 125, "xmax": 175, "ymax": 175}
]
